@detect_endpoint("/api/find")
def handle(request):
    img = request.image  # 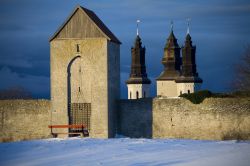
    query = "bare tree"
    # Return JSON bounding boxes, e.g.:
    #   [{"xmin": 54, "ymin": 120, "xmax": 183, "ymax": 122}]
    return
[
  {"xmin": 234, "ymin": 45, "xmax": 250, "ymax": 92},
  {"xmin": 0, "ymin": 86, "xmax": 33, "ymax": 100}
]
